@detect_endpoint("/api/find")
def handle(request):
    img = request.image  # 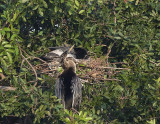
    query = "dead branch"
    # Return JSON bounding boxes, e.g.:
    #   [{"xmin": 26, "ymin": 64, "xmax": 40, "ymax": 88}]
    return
[
  {"xmin": 79, "ymin": 76, "xmax": 121, "ymax": 82},
  {"xmin": 0, "ymin": 86, "xmax": 16, "ymax": 91},
  {"xmin": 113, "ymin": 0, "xmax": 117, "ymax": 24},
  {"xmin": 110, "ymin": 62, "xmax": 128, "ymax": 64},
  {"xmin": 18, "ymin": 44, "xmax": 38, "ymax": 87},
  {"xmin": 97, "ymin": 66, "xmax": 130, "ymax": 70},
  {"xmin": 26, "ymin": 56, "xmax": 47, "ymax": 63},
  {"xmin": 98, "ymin": 78, "xmax": 121, "ymax": 81},
  {"xmin": 40, "ymin": 69, "xmax": 57, "ymax": 74},
  {"xmin": 79, "ymin": 65, "xmax": 129, "ymax": 70}
]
